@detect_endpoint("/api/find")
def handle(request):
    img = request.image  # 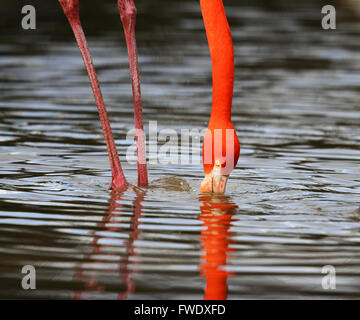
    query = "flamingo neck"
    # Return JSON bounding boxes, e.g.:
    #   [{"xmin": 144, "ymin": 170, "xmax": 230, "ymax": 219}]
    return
[{"xmin": 200, "ymin": 0, "xmax": 234, "ymax": 124}]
